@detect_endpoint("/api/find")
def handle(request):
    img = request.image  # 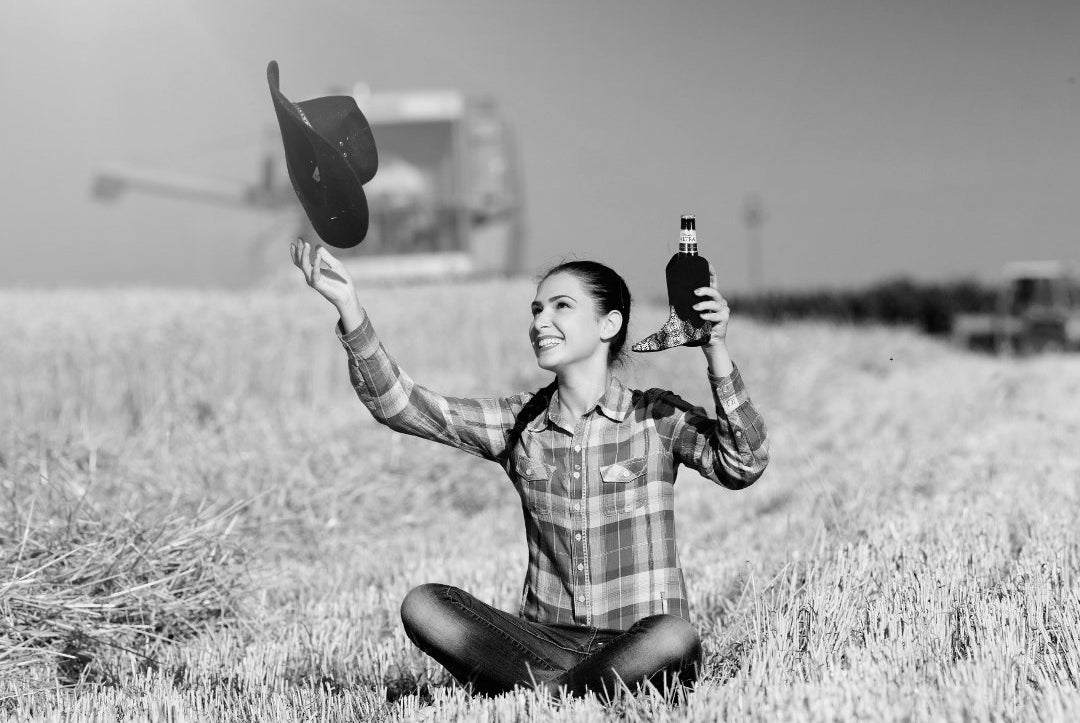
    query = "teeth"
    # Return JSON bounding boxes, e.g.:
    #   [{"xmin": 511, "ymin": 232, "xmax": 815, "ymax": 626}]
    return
[{"xmin": 538, "ymin": 338, "xmax": 561, "ymax": 348}]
